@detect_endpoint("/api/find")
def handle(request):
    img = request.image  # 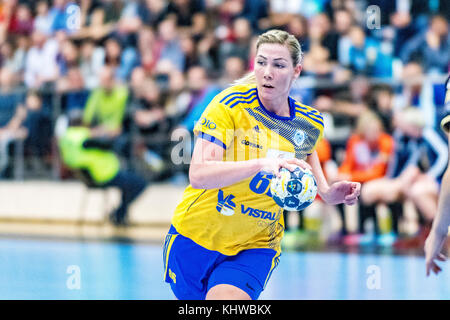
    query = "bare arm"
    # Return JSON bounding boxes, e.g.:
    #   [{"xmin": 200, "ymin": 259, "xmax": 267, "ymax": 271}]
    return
[
  {"xmin": 307, "ymin": 150, "xmax": 361, "ymax": 206},
  {"xmin": 425, "ymin": 134, "xmax": 450, "ymax": 276},
  {"xmin": 189, "ymin": 138, "xmax": 311, "ymax": 190}
]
